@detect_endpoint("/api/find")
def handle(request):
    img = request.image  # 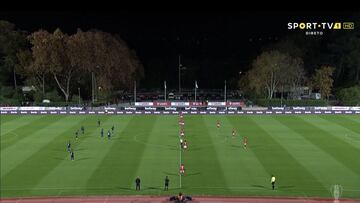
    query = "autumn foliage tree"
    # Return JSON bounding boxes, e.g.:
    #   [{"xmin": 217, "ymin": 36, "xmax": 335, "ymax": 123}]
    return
[
  {"xmin": 246, "ymin": 50, "xmax": 305, "ymax": 99},
  {"xmin": 29, "ymin": 29, "xmax": 74, "ymax": 102},
  {"xmin": 28, "ymin": 28, "xmax": 144, "ymax": 102},
  {"xmin": 311, "ymin": 65, "xmax": 335, "ymax": 100}
]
